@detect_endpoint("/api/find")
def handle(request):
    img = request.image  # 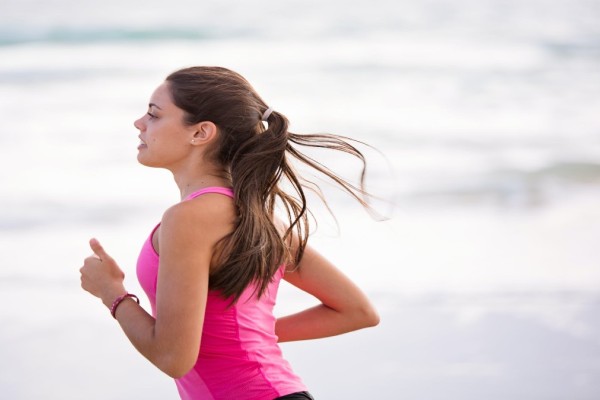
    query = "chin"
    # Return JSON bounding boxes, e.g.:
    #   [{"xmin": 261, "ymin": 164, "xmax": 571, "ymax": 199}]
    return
[
  {"xmin": 137, "ymin": 153, "xmax": 154, "ymax": 167},
  {"xmin": 137, "ymin": 154, "xmax": 168, "ymax": 170}
]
